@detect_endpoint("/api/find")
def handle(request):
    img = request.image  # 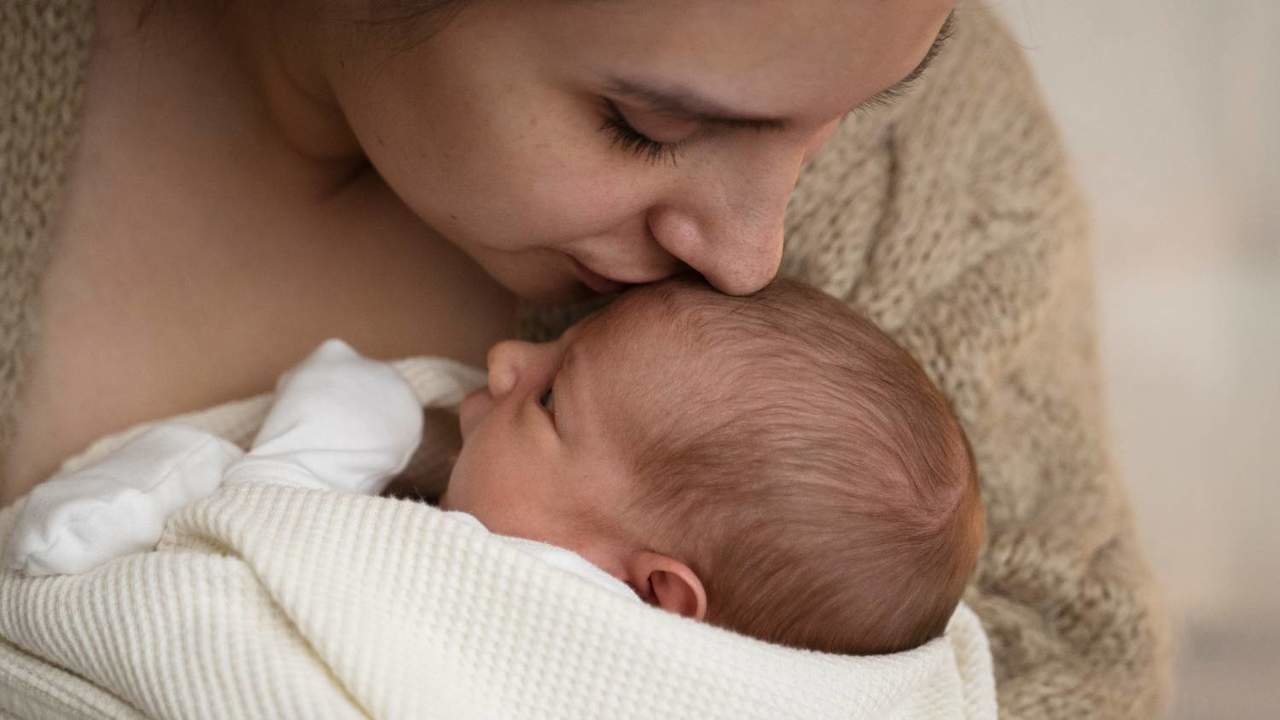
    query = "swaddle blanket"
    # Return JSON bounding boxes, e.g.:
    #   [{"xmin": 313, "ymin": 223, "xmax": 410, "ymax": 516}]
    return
[
  {"xmin": 5, "ymin": 339, "xmax": 635, "ymax": 601},
  {"xmin": 0, "ymin": 342, "xmax": 997, "ymax": 720}
]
